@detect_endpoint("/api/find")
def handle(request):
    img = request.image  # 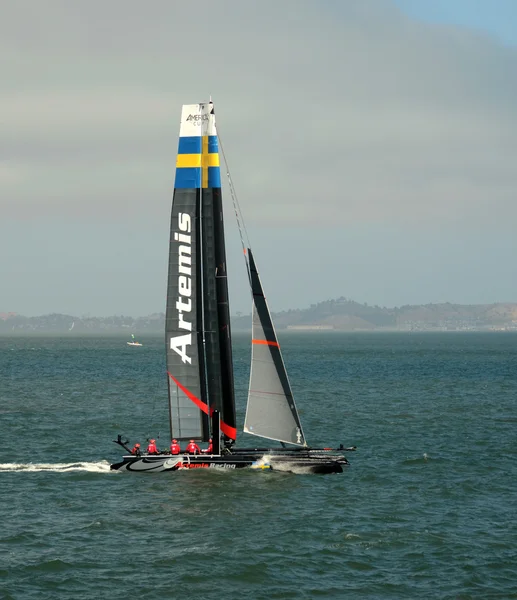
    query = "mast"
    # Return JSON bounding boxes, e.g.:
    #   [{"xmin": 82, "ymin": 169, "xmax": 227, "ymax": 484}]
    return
[
  {"xmin": 201, "ymin": 102, "xmax": 237, "ymax": 441},
  {"xmin": 201, "ymin": 102, "xmax": 237, "ymax": 443}
]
